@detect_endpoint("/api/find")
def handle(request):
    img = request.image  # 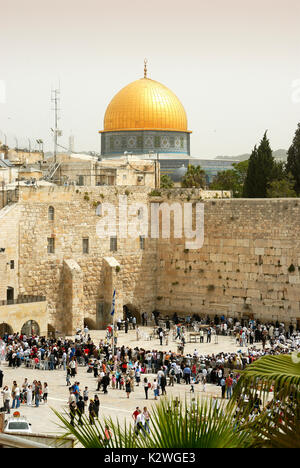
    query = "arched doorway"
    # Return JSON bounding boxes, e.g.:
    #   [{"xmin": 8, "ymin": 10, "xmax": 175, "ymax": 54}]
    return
[
  {"xmin": 0, "ymin": 323, "xmax": 13, "ymax": 337},
  {"xmin": 123, "ymin": 304, "xmax": 141, "ymax": 324},
  {"xmin": 21, "ymin": 320, "xmax": 40, "ymax": 336},
  {"xmin": 84, "ymin": 318, "xmax": 97, "ymax": 330},
  {"xmin": 47, "ymin": 324, "xmax": 56, "ymax": 338},
  {"xmin": 6, "ymin": 287, "xmax": 14, "ymax": 303}
]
